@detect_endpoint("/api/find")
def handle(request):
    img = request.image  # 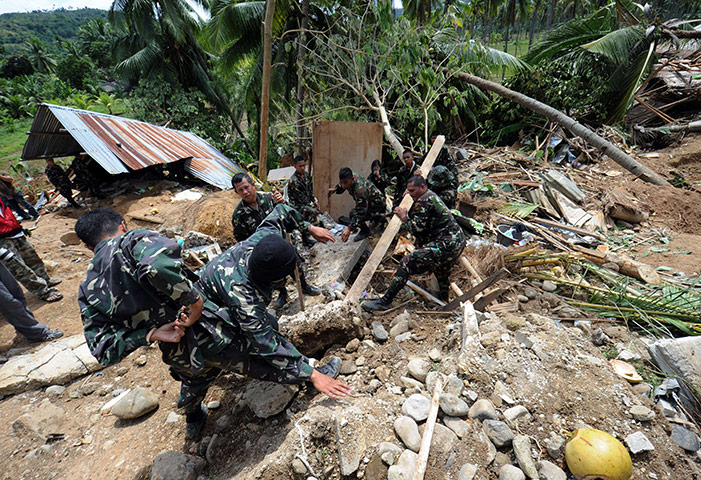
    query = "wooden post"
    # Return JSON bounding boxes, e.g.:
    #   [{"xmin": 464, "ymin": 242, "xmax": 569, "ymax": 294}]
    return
[
  {"xmin": 259, "ymin": 0, "xmax": 276, "ymax": 183},
  {"xmin": 345, "ymin": 136, "xmax": 445, "ymax": 302},
  {"xmin": 412, "ymin": 381, "xmax": 443, "ymax": 480}
]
